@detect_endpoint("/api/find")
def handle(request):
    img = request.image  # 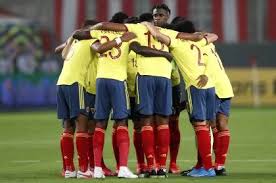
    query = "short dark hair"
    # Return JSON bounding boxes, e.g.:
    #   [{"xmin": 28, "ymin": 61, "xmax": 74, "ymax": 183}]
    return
[
  {"xmin": 139, "ymin": 13, "xmax": 153, "ymax": 22},
  {"xmin": 152, "ymin": 3, "xmax": 171, "ymax": 14},
  {"xmin": 173, "ymin": 20, "xmax": 196, "ymax": 33},
  {"xmin": 82, "ymin": 19, "xmax": 99, "ymax": 28},
  {"xmin": 110, "ymin": 12, "xmax": 128, "ymax": 23},
  {"xmin": 124, "ymin": 16, "xmax": 140, "ymax": 23},
  {"xmin": 171, "ymin": 16, "xmax": 186, "ymax": 25}
]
